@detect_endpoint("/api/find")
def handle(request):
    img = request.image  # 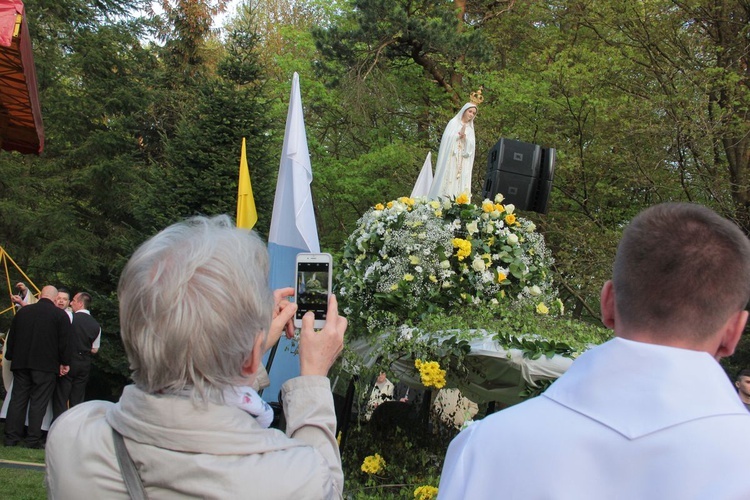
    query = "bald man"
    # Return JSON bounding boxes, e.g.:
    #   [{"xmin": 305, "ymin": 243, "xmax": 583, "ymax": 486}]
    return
[{"xmin": 4, "ymin": 285, "xmax": 72, "ymax": 448}]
